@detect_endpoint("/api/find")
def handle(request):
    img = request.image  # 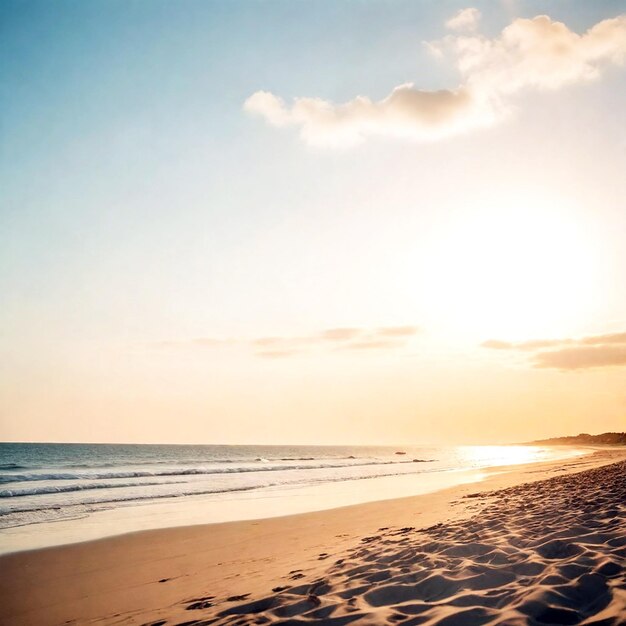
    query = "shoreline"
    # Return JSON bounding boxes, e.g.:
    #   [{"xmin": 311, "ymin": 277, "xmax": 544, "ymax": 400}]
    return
[
  {"xmin": 0, "ymin": 444, "xmax": 589, "ymax": 556},
  {"xmin": 1, "ymin": 447, "xmax": 624, "ymax": 625}
]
